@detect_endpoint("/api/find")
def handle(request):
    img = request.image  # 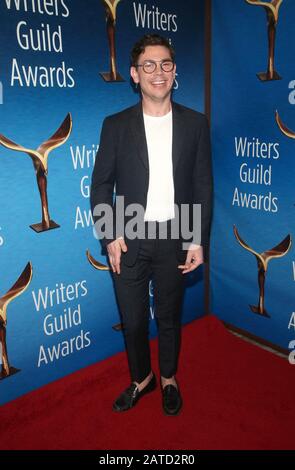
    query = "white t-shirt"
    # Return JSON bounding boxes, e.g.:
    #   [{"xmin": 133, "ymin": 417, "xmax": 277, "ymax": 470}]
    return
[{"xmin": 143, "ymin": 110, "xmax": 174, "ymax": 222}]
